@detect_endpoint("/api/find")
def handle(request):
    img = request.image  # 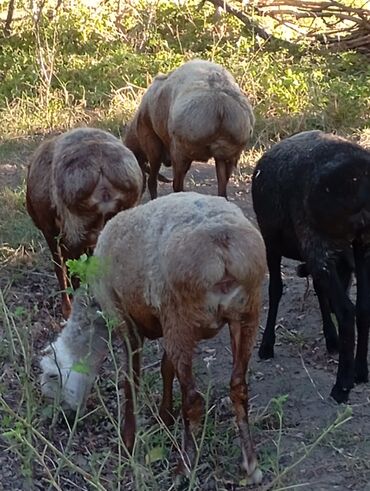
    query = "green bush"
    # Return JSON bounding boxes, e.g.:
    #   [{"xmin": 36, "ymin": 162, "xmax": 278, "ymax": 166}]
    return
[{"xmin": 0, "ymin": 0, "xmax": 369, "ymax": 139}]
